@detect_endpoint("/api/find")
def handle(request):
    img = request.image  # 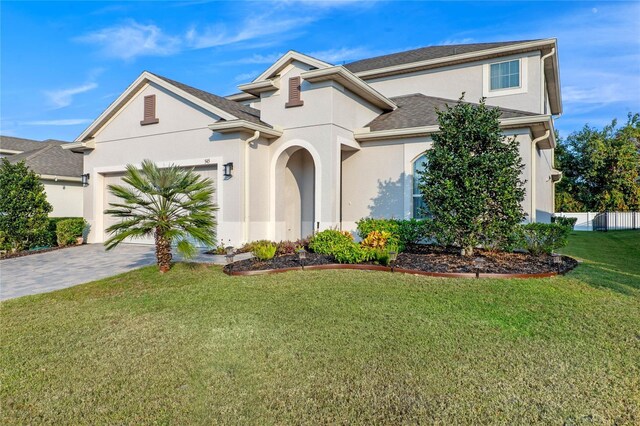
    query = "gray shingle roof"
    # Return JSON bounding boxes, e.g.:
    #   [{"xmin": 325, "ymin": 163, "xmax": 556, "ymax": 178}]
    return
[
  {"xmin": 6, "ymin": 144, "xmax": 83, "ymax": 178},
  {"xmin": 365, "ymin": 94, "xmax": 537, "ymax": 131},
  {"xmin": 344, "ymin": 40, "xmax": 538, "ymax": 74},
  {"xmin": 1, "ymin": 135, "xmax": 62, "ymax": 153},
  {"xmin": 150, "ymin": 73, "xmax": 270, "ymax": 127}
]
